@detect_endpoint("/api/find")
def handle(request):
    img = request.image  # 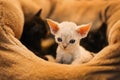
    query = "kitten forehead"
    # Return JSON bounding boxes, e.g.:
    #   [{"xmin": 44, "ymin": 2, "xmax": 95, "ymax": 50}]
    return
[
  {"xmin": 57, "ymin": 22, "xmax": 78, "ymax": 38},
  {"xmin": 59, "ymin": 22, "xmax": 77, "ymax": 30}
]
